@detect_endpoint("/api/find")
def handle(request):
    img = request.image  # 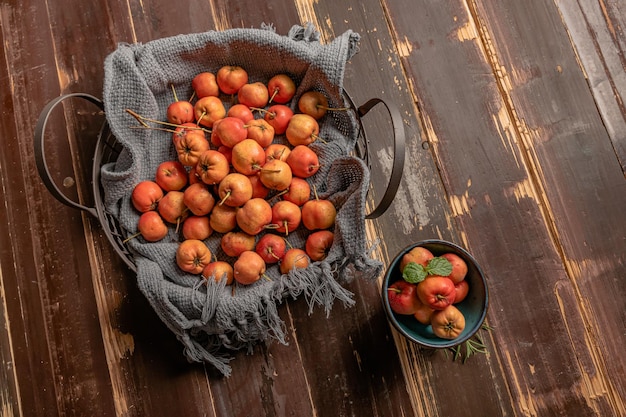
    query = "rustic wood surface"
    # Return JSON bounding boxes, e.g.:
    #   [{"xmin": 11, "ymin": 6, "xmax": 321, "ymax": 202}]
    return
[{"xmin": 1, "ymin": 0, "xmax": 625, "ymax": 416}]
